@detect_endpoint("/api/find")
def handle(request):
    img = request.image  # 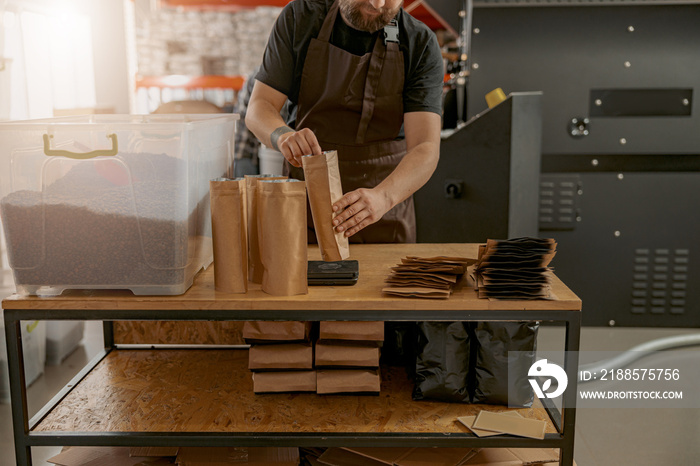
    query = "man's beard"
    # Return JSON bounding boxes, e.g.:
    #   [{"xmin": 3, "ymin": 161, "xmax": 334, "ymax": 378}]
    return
[{"xmin": 338, "ymin": 0, "xmax": 401, "ymax": 33}]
